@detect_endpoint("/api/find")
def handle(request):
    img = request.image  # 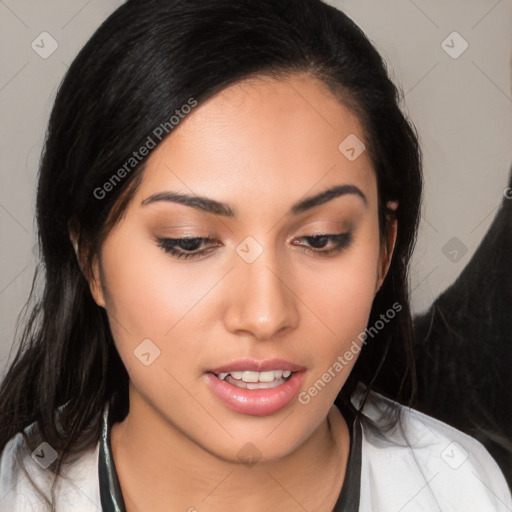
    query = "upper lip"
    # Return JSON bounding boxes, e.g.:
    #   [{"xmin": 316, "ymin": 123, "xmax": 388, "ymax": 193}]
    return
[{"xmin": 209, "ymin": 358, "xmax": 306, "ymax": 375}]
